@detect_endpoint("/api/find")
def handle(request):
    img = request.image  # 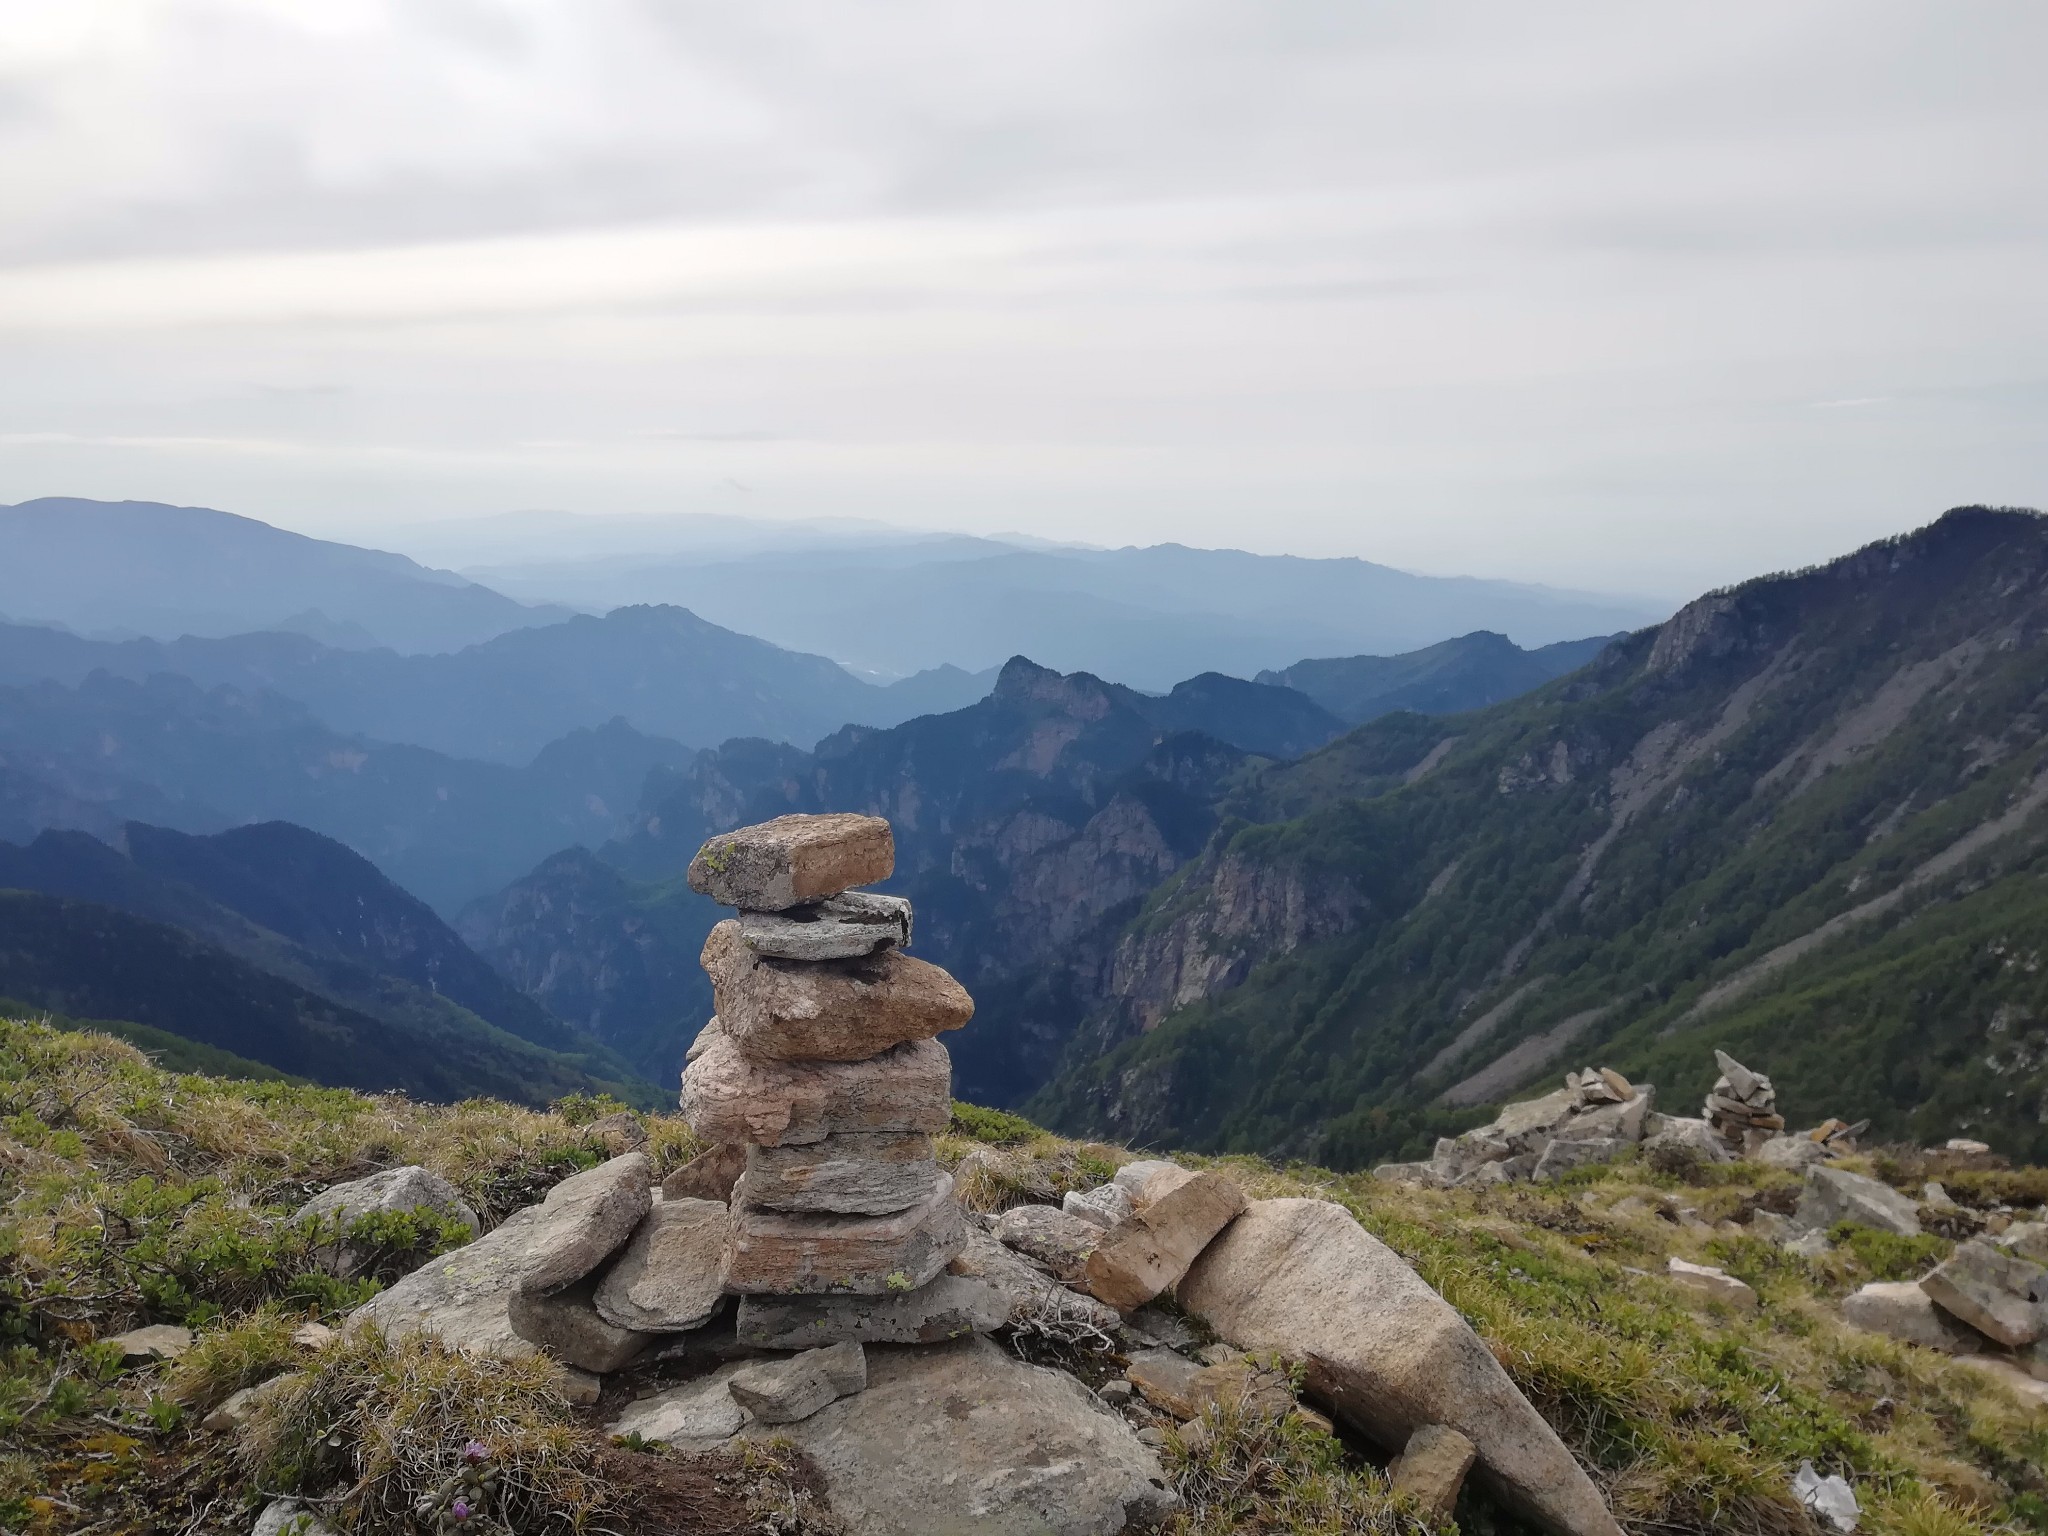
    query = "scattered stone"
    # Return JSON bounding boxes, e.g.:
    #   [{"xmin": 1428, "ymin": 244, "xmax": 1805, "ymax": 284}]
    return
[
  {"xmin": 724, "ymin": 1173, "xmax": 967, "ymax": 1294},
  {"xmin": 1955, "ymin": 1354, "xmax": 2048, "ymax": 1410},
  {"xmin": 1795, "ymin": 1166, "xmax": 1921, "ymax": 1239},
  {"xmin": 1748, "ymin": 1210, "xmax": 1796, "ymax": 1241},
  {"xmin": 1179, "ymin": 1198, "xmax": 1623, "ymax": 1536},
  {"xmin": 107, "ymin": 1323, "xmax": 193, "ymax": 1363},
  {"xmin": 296, "ymin": 1166, "xmax": 480, "ymax": 1275},
  {"xmin": 592, "ymin": 1197, "xmax": 729, "ymax": 1332},
  {"xmin": 349, "ymin": 1207, "xmax": 550, "ymax": 1360},
  {"xmin": 1293, "ymin": 1404, "xmax": 1336, "ymax": 1436},
  {"xmin": 688, "ymin": 813, "xmax": 894, "ymax": 911},
  {"xmin": 662, "ymin": 1142, "xmax": 746, "ymax": 1203},
  {"xmin": 742, "ymin": 1335, "xmax": 1177, "ymax": 1536},
  {"xmin": 1841, "ymin": 1282, "xmax": 1983, "ymax": 1355},
  {"xmin": 702, "ymin": 921, "xmax": 974, "ymax": 1063},
  {"xmin": 680, "ymin": 1027, "xmax": 953, "ymax": 1147},
  {"xmin": 1390, "ymin": 1423, "xmax": 1478, "ymax": 1525},
  {"xmin": 558, "ymin": 1366, "xmax": 603, "ymax": 1406},
  {"xmin": 252, "ymin": 1499, "xmax": 340, "ymax": 1536},
  {"xmin": 1136, "ymin": 1425, "xmax": 1170, "ymax": 1449},
  {"xmin": 1082, "ymin": 1164, "xmax": 1247, "ymax": 1312},
  {"xmin": 1127, "ymin": 1348, "xmax": 1291, "ymax": 1422},
  {"xmin": 1946, "ymin": 1138, "xmax": 1992, "ymax": 1155},
  {"xmin": 735, "ymin": 1271, "xmax": 1008, "ymax": 1348},
  {"xmin": 584, "ymin": 1110, "xmax": 648, "ymax": 1156},
  {"xmin": 1784, "ymin": 1229, "xmax": 1833, "ymax": 1259},
  {"xmin": 1923, "ymin": 1181, "xmax": 1959, "ymax": 1213},
  {"xmin": 1098, "ymin": 1377, "xmax": 1135, "ymax": 1405},
  {"xmin": 1920, "ymin": 1240, "xmax": 2047, "ymax": 1347},
  {"xmin": 1755, "ymin": 1136, "xmax": 1830, "ymax": 1172},
  {"xmin": 1791, "ymin": 1459, "xmax": 1860, "ymax": 1534},
  {"xmin": 508, "ymin": 1272, "xmax": 656, "ymax": 1373},
  {"xmin": 516, "ymin": 1152, "xmax": 654, "ymax": 1296},
  {"xmin": 291, "ymin": 1321, "xmax": 336, "ymax": 1350},
  {"xmin": 1665, "ymin": 1257, "xmax": 1759, "ymax": 1310},
  {"xmin": 1063, "ymin": 1180, "xmax": 1136, "ymax": 1229},
  {"xmin": 947, "ymin": 1224, "xmax": 1124, "ymax": 1336},
  {"xmin": 1999, "ymin": 1222, "xmax": 2048, "ymax": 1264},
  {"xmin": 1371, "ymin": 1161, "xmax": 1450, "ymax": 1188},
  {"xmin": 202, "ymin": 1374, "xmax": 291, "ymax": 1433},
  {"xmin": 1125, "ymin": 1348, "xmax": 1206, "ymax": 1418},
  {"xmin": 1124, "ymin": 1303, "xmax": 1200, "ymax": 1351},
  {"xmin": 993, "ymin": 1203, "xmax": 1098, "ymax": 1283},
  {"xmin": 738, "ymin": 892, "xmax": 914, "ymax": 960},
  {"xmin": 608, "ymin": 1363, "xmax": 751, "ymax": 1450},
  {"xmin": 1531, "ymin": 1137, "xmax": 1629, "ymax": 1182},
  {"xmin": 741, "ymin": 1133, "xmax": 939, "ymax": 1215},
  {"xmin": 1176, "ymin": 1416, "xmax": 1212, "ymax": 1455},
  {"xmin": 728, "ymin": 1341, "xmax": 867, "ymax": 1424}
]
